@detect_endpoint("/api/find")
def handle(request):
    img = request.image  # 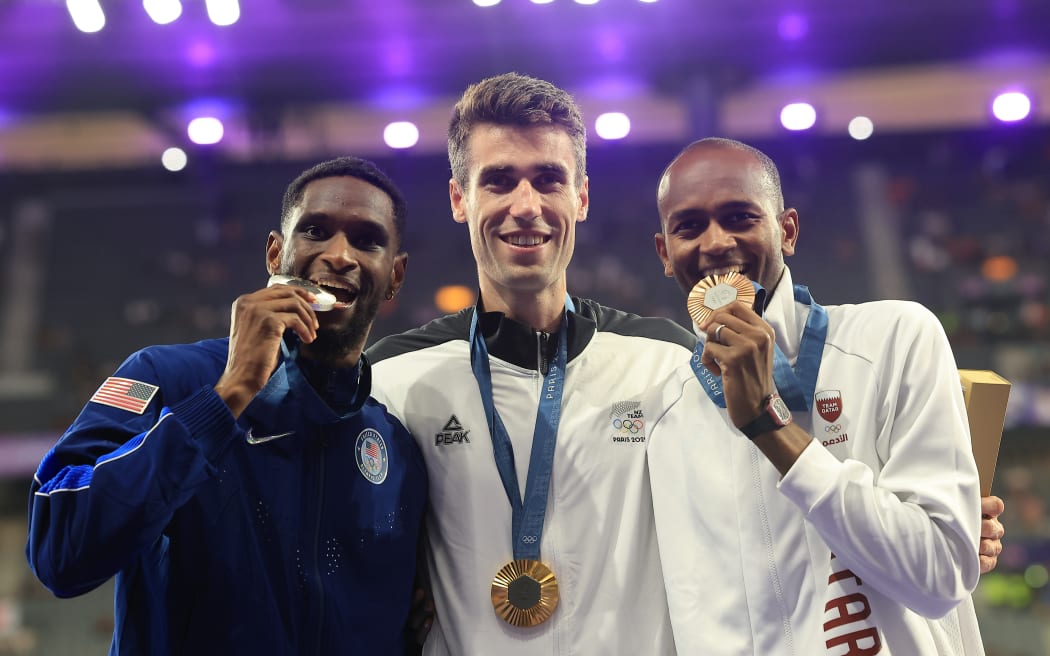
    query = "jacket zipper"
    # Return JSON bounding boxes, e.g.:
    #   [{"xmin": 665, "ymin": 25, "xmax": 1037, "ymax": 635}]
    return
[{"xmin": 310, "ymin": 431, "xmax": 328, "ymax": 656}]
